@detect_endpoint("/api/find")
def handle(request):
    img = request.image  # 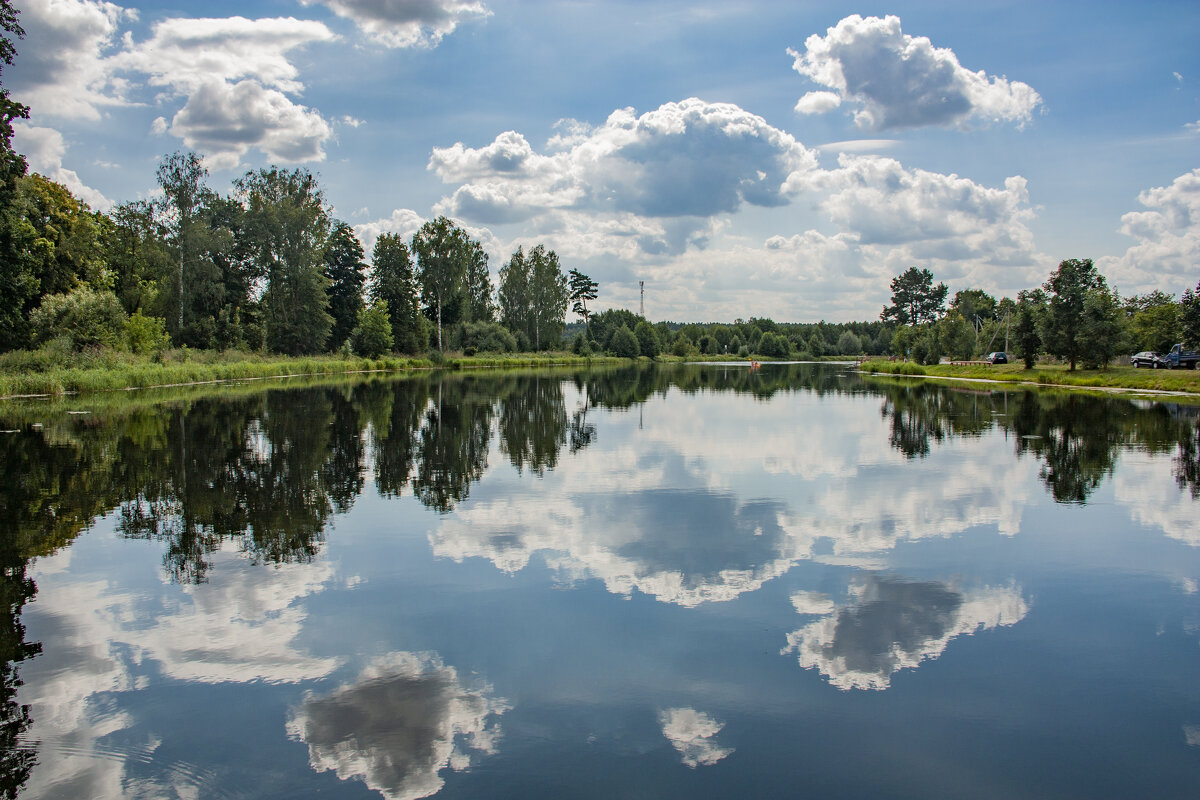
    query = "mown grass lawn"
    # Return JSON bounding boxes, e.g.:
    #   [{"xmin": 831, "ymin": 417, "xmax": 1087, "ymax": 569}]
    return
[{"xmin": 860, "ymin": 358, "xmax": 1200, "ymax": 394}]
